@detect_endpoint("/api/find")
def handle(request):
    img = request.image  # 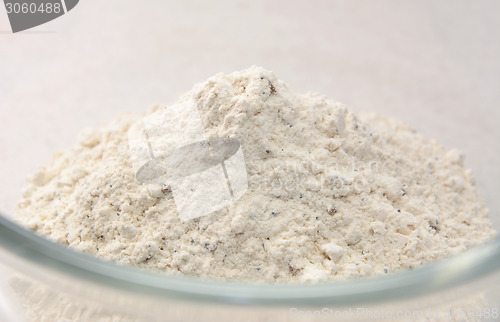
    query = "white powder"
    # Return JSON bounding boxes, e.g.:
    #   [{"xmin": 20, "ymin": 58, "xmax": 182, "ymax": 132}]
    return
[{"xmin": 15, "ymin": 67, "xmax": 496, "ymax": 283}]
